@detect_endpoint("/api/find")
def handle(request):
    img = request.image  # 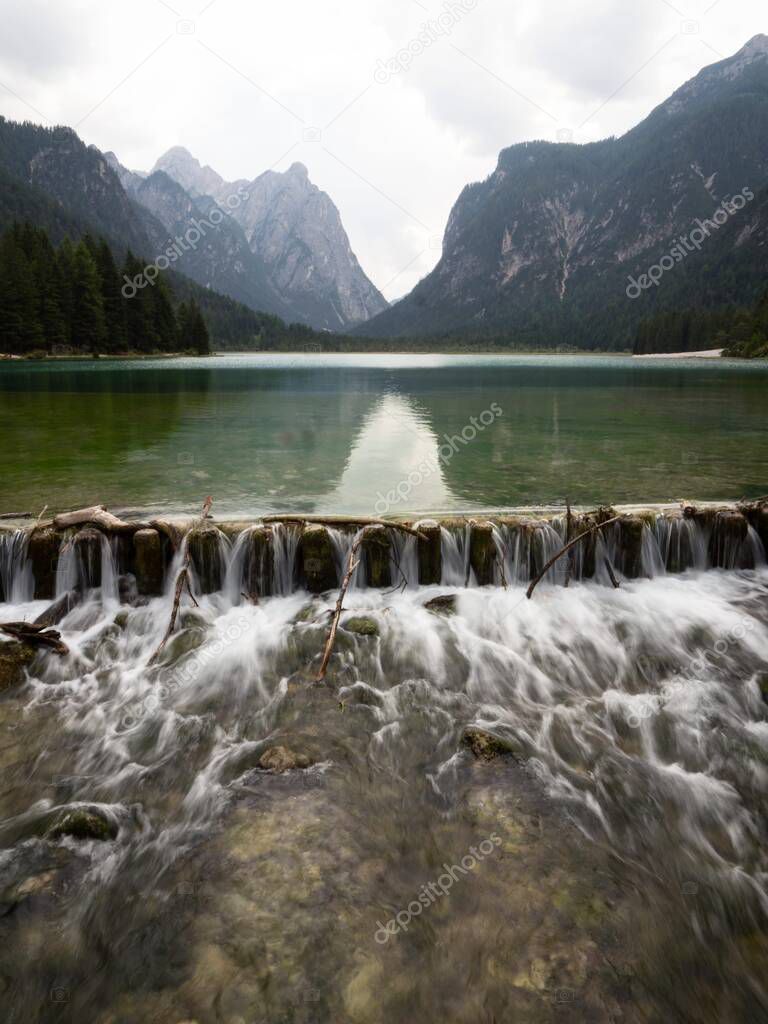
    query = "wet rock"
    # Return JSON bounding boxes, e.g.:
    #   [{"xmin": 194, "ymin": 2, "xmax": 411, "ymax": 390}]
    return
[
  {"xmin": 118, "ymin": 573, "xmax": 139, "ymax": 605},
  {"xmin": 362, "ymin": 527, "xmax": 391, "ymax": 588},
  {"xmin": 469, "ymin": 520, "xmax": 496, "ymax": 586},
  {"xmin": 0, "ymin": 642, "xmax": 36, "ymax": 691},
  {"xmin": 743, "ymin": 504, "xmax": 768, "ymax": 553},
  {"xmin": 293, "ymin": 601, "xmax": 322, "ymax": 624},
  {"xmin": 462, "ymin": 726, "xmax": 520, "ymax": 761},
  {"xmin": 300, "ymin": 525, "xmax": 338, "ymax": 593},
  {"xmin": 27, "ymin": 526, "xmax": 61, "ymax": 600},
  {"xmin": 423, "ymin": 594, "xmax": 457, "ymax": 617},
  {"xmin": 45, "ymin": 808, "xmax": 118, "ymax": 842},
  {"xmin": 33, "ymin": 589, "xmax": 81, "ymax": 629},
  {"xmin": 709, "ymin": 511, "xmax": 749, "ymax": 569},
  {"xmin": 342, "ymin": 616, "xmax": 379, "ymax": 637},
  {"xmin": 617, "ymin": 517, "xmax": 645, "ymax": 579},
  {"xmin": 243, "ymin": 526, "xmax": 271, "ymax": 599},
  {"xmin": 258, "ymin": 746, "xmax": 312, "ymax": 772},
  {"xmin": 133, "ymin": 528, "xmax": 165, "ymax": 595},
  {"xmin": 417, "ymin": 520, "xmax": 442, "ymax": 585},
  {"xmin": 188, "ymin": 528, "xmax": 225, "ymax": 594},
  {"xmin": 72, "ymin": 528, "xmax": 102, "ymax": 588}
]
